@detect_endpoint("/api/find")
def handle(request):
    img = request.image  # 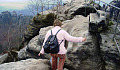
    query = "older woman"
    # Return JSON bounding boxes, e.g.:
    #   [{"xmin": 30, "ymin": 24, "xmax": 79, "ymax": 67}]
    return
[{"xmin": 38, "ymin": 19, "xmax": 86, "ymax": 70}]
